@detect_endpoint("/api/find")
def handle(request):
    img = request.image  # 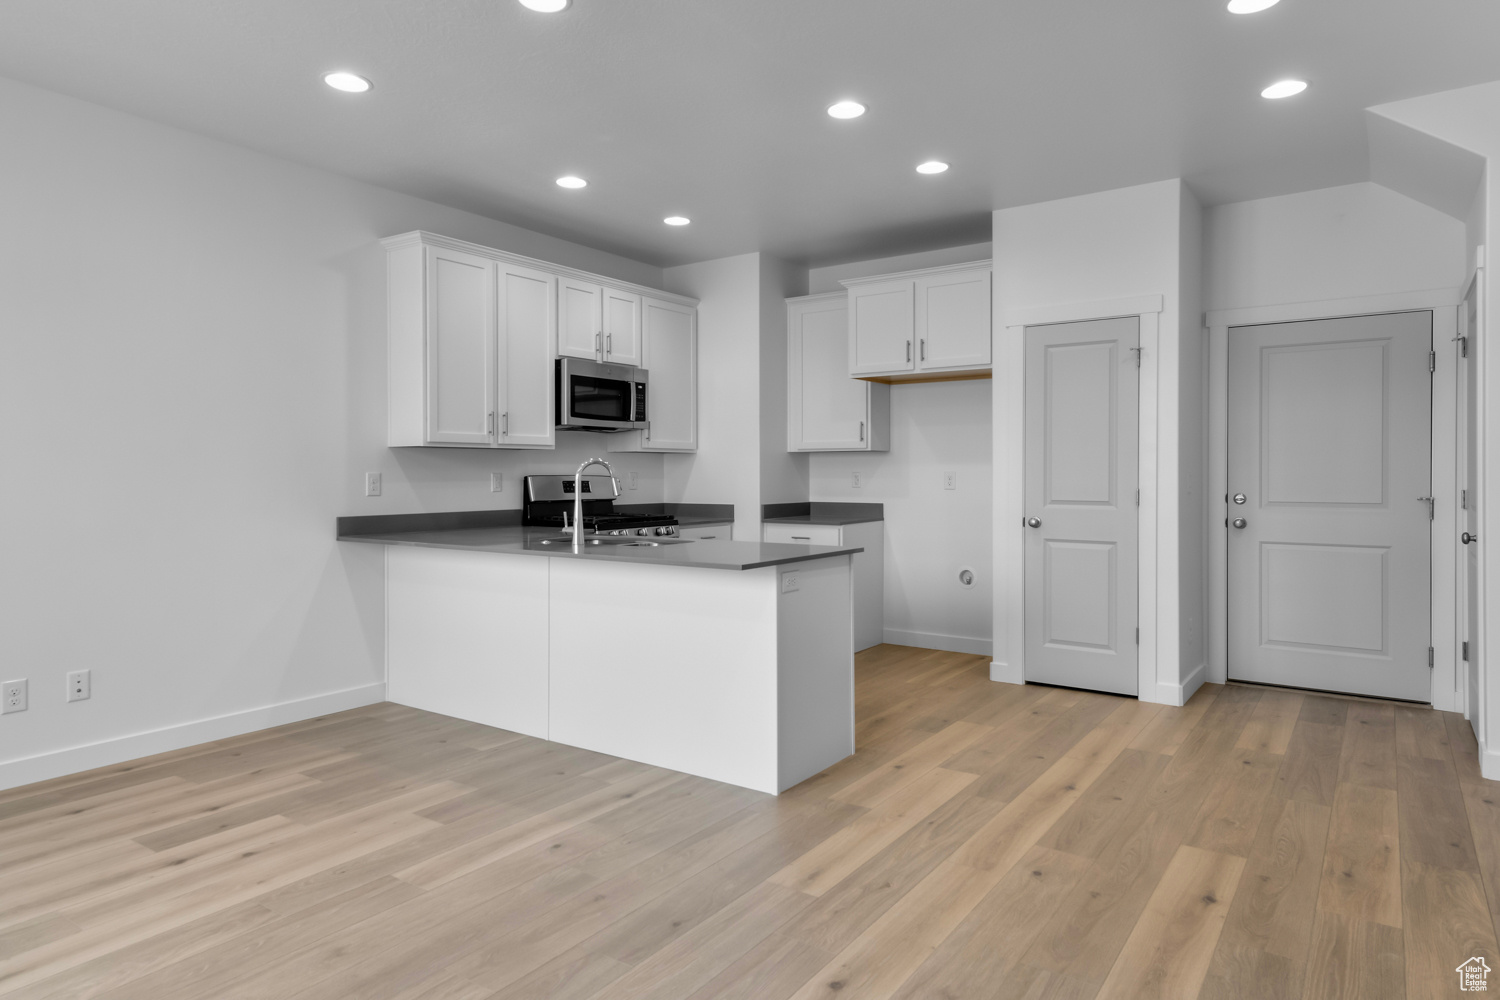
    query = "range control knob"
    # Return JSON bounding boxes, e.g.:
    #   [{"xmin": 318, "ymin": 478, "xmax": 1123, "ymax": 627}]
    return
[{"xmin": 637, "ymin": 527, "xmax": 650, "ymax": 536}]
